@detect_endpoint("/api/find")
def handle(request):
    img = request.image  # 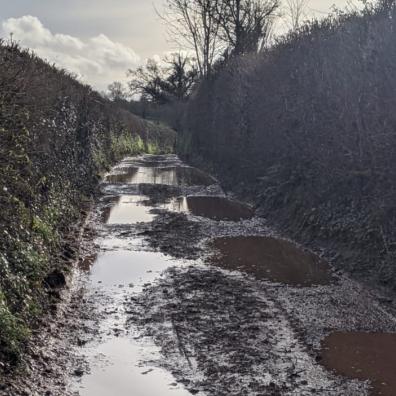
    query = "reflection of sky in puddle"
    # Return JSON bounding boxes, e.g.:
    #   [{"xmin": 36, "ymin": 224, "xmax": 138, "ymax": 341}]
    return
[
  {"xmin": 77, "ymin": 336, "xmax": 193, "ymax": 396},
  {"xmin": 74, "ymin": 156, "xmax": 213, "ymax": 396},
  {"xmin": 129, "ymin": 167, "xmax": 178, "ymax": 185},
  {"xmin": 161, "ymin": 196, "xmax": 254, "ymax": 221},
  {"xmin": 106, "ymin": 166, "xmax": 215, "ymax": 186},
  {"xmin": 105, "ymin": 195, "xmax": 154, "ymax": 224},
  {"xmin": 89, "ymin": 250, "xmax": 175, "ymax": 291},
  {"xmin": 75, "ymin": 249, "xmax": 195, "ymax": 396},
  {"xmin": 160, "ymin": 196, "xmax": 189, "ymax": 213}
]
